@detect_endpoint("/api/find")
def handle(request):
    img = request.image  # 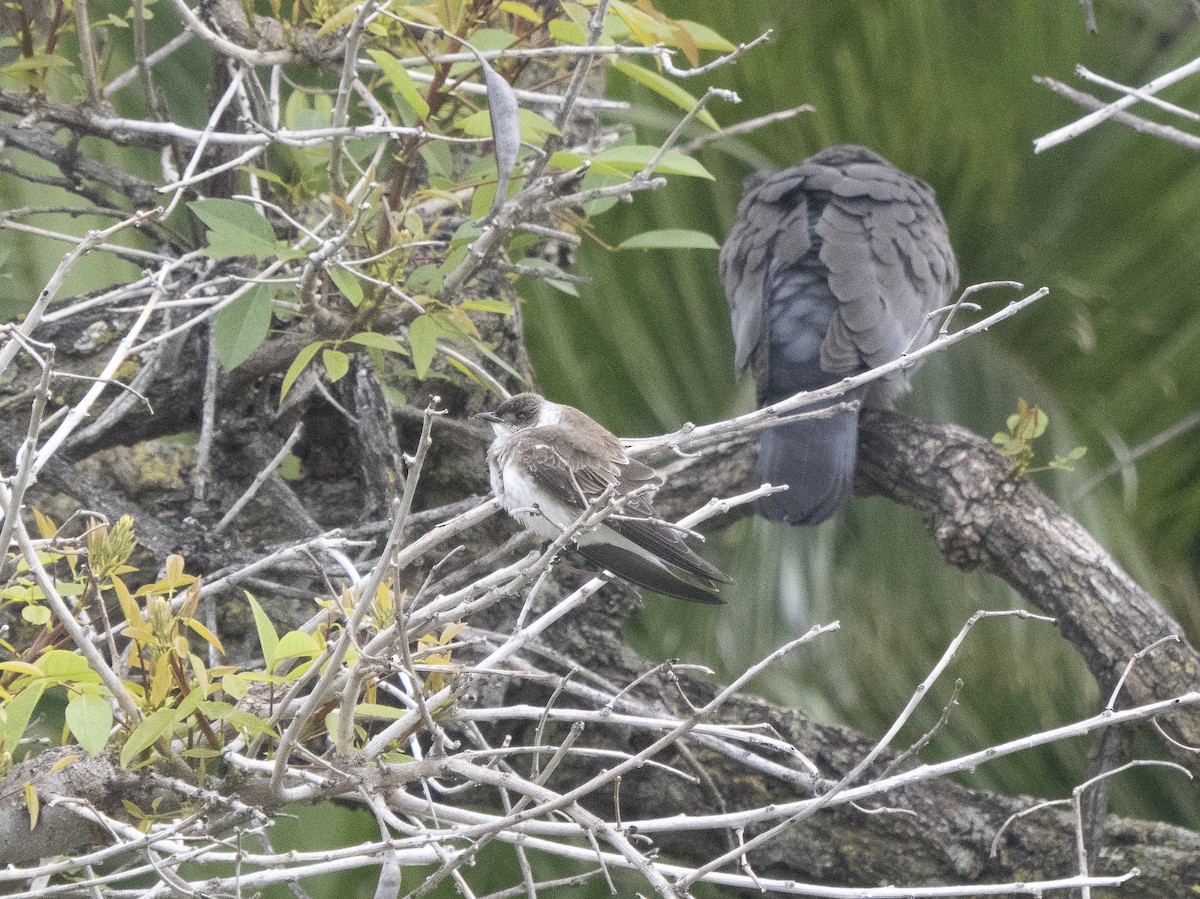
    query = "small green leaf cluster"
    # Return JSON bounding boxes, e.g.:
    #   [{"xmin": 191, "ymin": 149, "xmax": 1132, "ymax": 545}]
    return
[
  {"xmin": 167, "ymin": 1, "xmax": 733, "ymax": 411},
  {"xmin": 0, "ymin": 510, "xmax": 464, "ymax": 780},
  {"xmin": 993, "ymin": 398, "xmax": 1087, "ymax": 477}
]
